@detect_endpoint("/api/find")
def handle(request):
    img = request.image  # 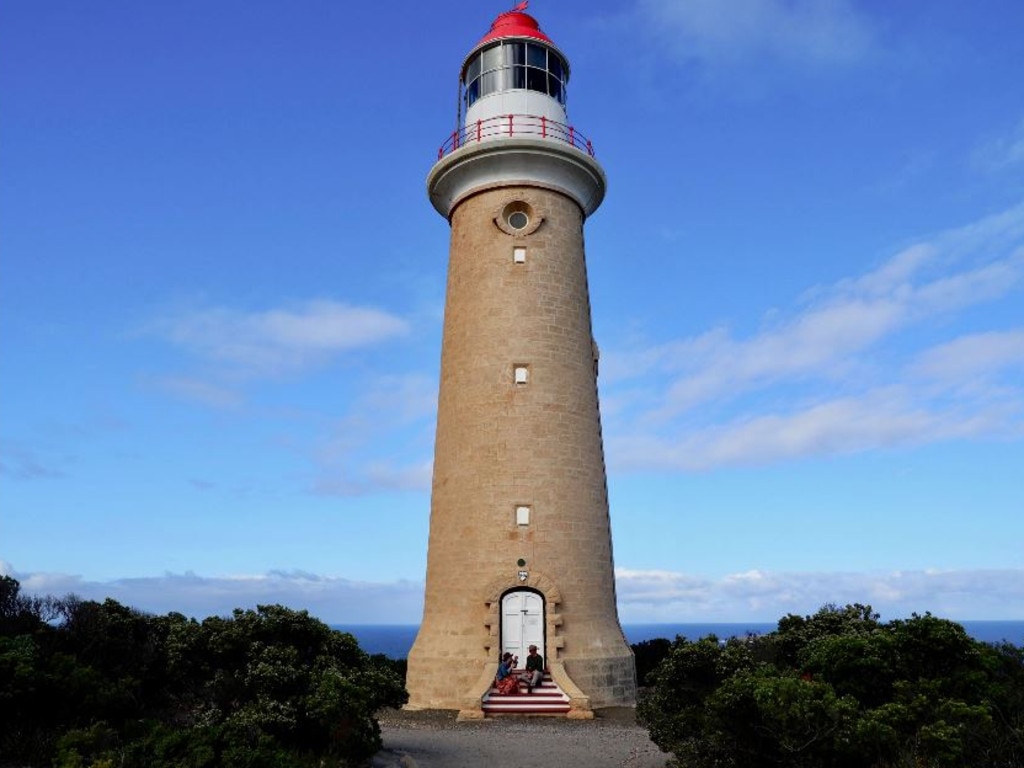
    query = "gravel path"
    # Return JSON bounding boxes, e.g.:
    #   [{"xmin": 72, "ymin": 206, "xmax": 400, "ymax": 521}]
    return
[{"xmin": 371, "ymin": 708, "xmax": 671, "ymax": 768}]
